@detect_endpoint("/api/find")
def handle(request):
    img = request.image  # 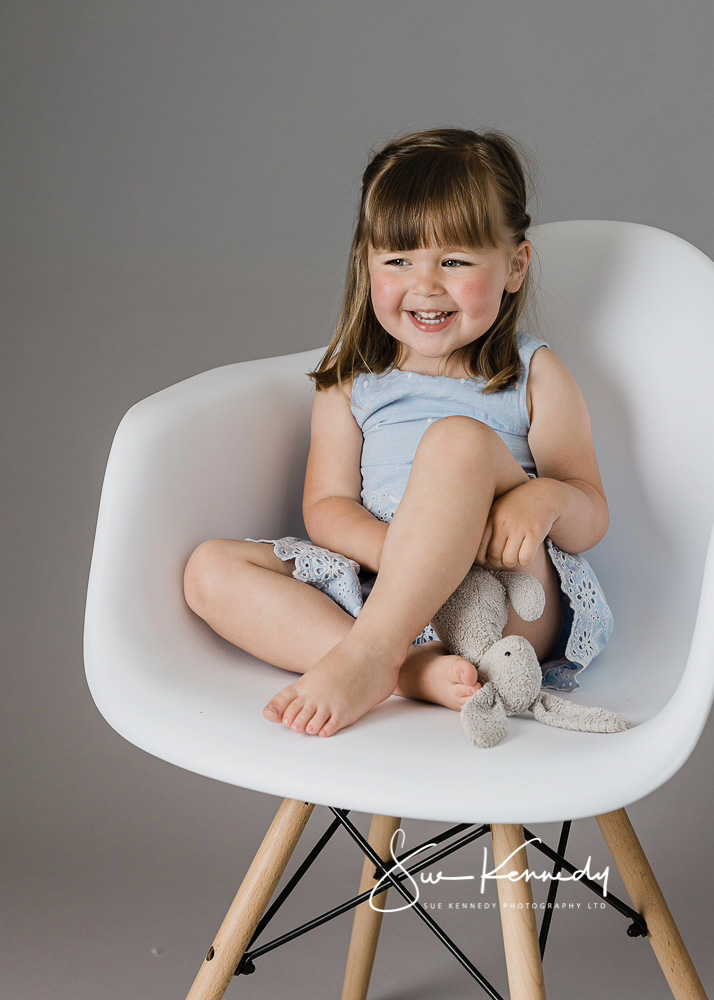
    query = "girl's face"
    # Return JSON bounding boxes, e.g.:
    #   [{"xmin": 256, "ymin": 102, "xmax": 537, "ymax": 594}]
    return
[{"xmin": 367, "ymin": 241, "xmax": 531, "ymax": 375}]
